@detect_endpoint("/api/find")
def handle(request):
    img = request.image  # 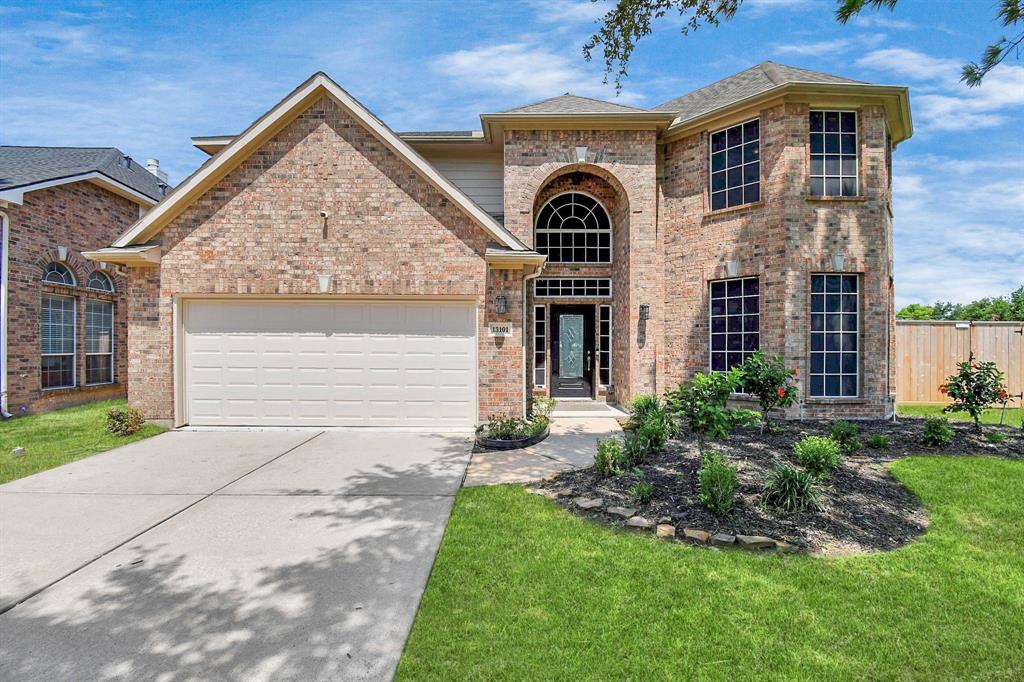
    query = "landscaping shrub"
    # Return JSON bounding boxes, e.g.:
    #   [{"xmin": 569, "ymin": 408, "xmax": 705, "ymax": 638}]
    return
[
  {"xmin": 762, "ymin": 465, "xmax": 821, "ymax": 514},
  {"xmin": 697, "ymin": 452, "xmax": 739, "ymax": 516},
  {"xmin": 531, "ymin": 396, "xmax": 556, "ymax": 420},
  {"xmin": 736, "ymin": 350, "xmax": 798, "ymax": 428},
  {"xmin": 634, "ymin": 410, "xmax": 673, "ymax": 453},
  {"xmin": 986, "ymin": 431, "xmax": 1006, "ymax": 444},
  {"xmin": 627, "ymin": 394, "xmax": 661, "ymax": 425},
  {"xmin": 483, "ymin": 413, "xmax": 548, "ymax": 441},
  {"xmin": 525, "ymin": 417, "xmax": 549, "ymax": 439},
  {"xmin": 793, "ymin": 435, "xmax": 843, "ymax": 476},
  {"xmin": 622, "ymin": 430, "xmax": 651, "ymax": 468},
  {"xmin": 829, "ymin": 420, "xmax": 861, "ymax": 453},
  {"xmin": 940, "ymin": 353, "xmax": 1008, "ymax": 431},
  {"xmin": 629, "ymin": 471, "xmax": 654, "ymax": 505},
  {"xmin": 867, "ymin": 434, "xmax": 890, "ymax": 449},
  {"xmin": 922, "ymin": 416, "xmax": 954, "ymax": 447},
  {"xmin": 105, "ymin": 405, "xmax": 145, "ymax": 436},
  {"xmin": 594, "ymin": 439, "xmax": 624, "ymax": 478},
  {"xmin": 665, "ymin": 370, "xmax": 760, "ymax": 446}
]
